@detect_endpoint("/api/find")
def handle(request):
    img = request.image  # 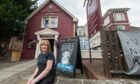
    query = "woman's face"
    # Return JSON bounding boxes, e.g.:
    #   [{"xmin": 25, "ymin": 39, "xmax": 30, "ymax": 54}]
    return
[{"xmin": 40, "ymin": 44, "xmax": 49, "ymax": 53}]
